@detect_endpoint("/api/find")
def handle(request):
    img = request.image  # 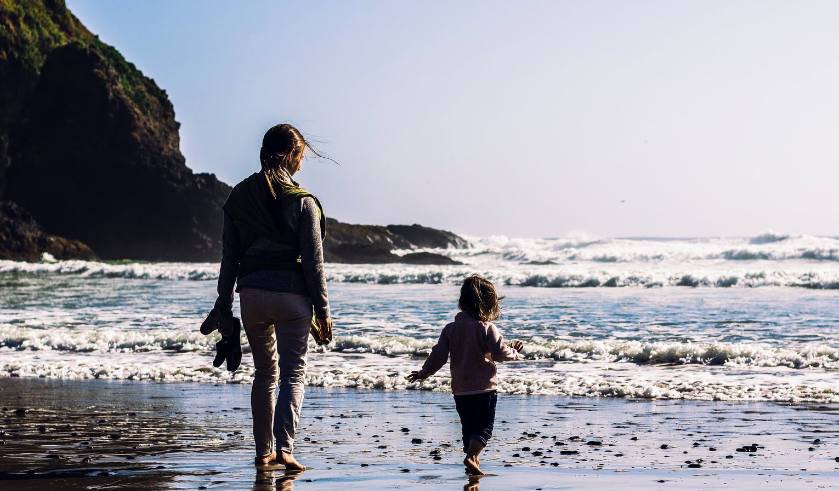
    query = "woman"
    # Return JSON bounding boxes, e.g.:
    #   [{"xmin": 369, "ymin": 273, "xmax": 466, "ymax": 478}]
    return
[{"xmin": 206, "ymin": 123, "xmax": 332, "ymax": 469}]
